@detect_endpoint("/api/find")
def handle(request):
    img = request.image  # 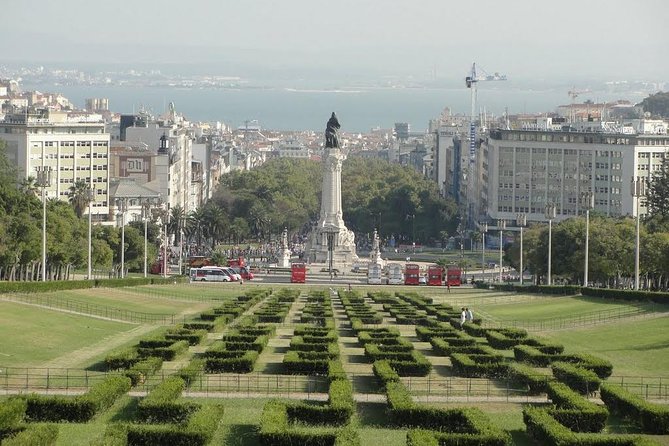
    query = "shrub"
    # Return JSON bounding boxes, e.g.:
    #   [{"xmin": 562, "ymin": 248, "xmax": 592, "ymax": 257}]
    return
[
  {"xmin": 105, "ymin": 347, "xmax": 140, "ymax": 370},
  {"xmin": 450, "ymin": 353, "xmax": 508, "ymax": 378},
  {"xmin": 127, "ymin": 404, "xmax": 223, "ymax": 446},
  {"xmin": 546, "ymin": 381, "xmax": 609, "ymax": 432},
  {"xmin": 514, "ymin": 345, "xmax": 553, "ymax": 367},
  {"xmin": 373, "ymin": 360, "xmax": 400, "ymax": 386},
  {"xmin": 137, "ymin": 340, "xmax": 189, "ymax": 361},
  {"xmin": 559, "ymin": 353, "xmax": 613, "ymax": 379},
  {"xmin": 179, "ymin": 360, "xmax": 205, "ymax": 386},
  {"xmin": 137, "ymin": 376, "xmax": 199, "ymax": 424},
  {"xmin": 1, "ymin": 424, "xmax": 59, "ymax": 446},
  {"xmin": 125, "ymin": 357, "xmax": 163, "ymax": 386},
  {"xmin": 204, "ymin": 351, "xmax": 258, "ymax": 373},
  {"xmin": 552, "ymin": 362, "xmax": 601, "ymax": 394},
  {"xmin": 601, "ymin": 383, "xmax": 669, "ymax": 434},
  {"xmin": 0, "ymin": 398, "xmax": 27, "ymax": 437},
  {"xmin": 507, "ymin": 362, "xmax": 552, "ymax": 394}
]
